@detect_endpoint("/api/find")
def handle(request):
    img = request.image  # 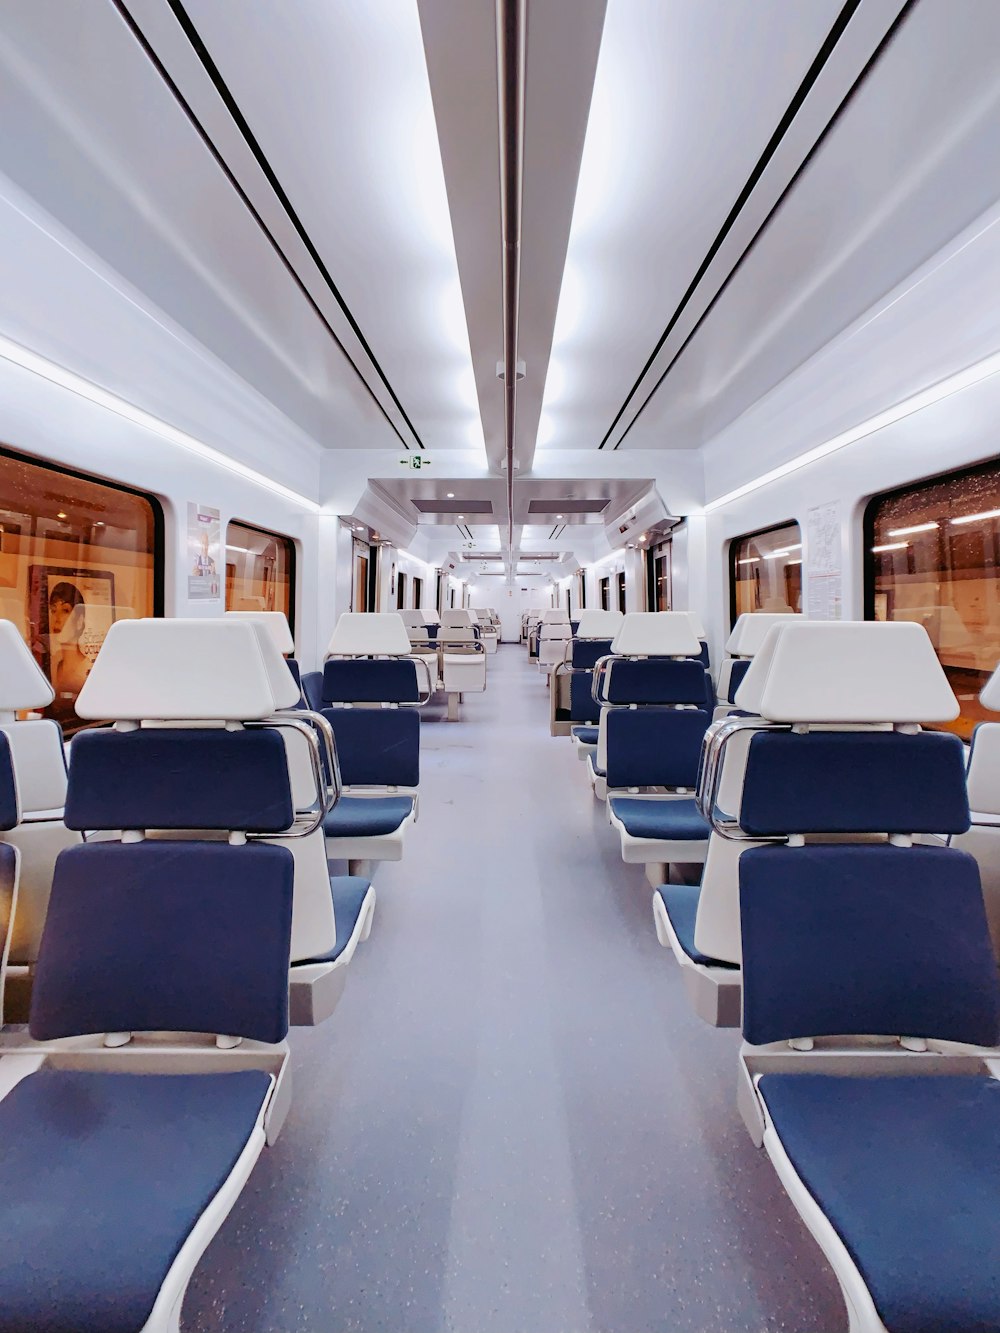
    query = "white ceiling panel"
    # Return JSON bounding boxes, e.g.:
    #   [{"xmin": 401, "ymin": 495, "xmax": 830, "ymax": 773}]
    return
[
  {"xmin": 536, "ymin": 0, "xmax": 843, "ymax": 454},
  {"xmin": 0, "ymin": 0, "xmax": 396, "ymax": 452},
  {"xmin": 179, "ymin": 0, "xmax": 482, "ymax": 454},
  {"xmin": 623, "ymin": 0, "xmax": 1000, "ymax": 452}
]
